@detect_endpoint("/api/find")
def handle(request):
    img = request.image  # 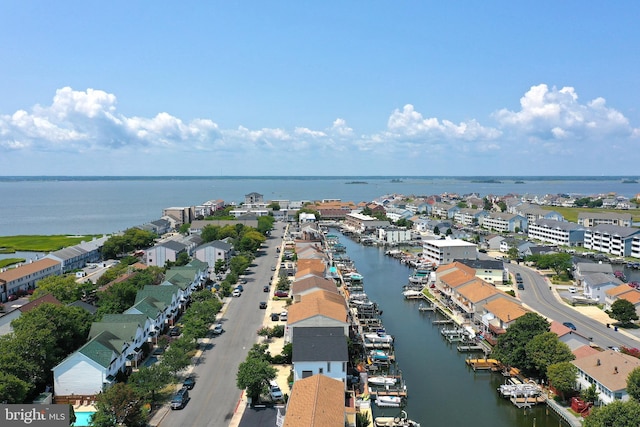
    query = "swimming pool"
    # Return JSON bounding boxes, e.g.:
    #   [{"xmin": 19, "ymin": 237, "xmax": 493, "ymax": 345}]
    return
[{"xmin": 72, "ymin": 411, "xmax": 95, "ymax": 426}]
